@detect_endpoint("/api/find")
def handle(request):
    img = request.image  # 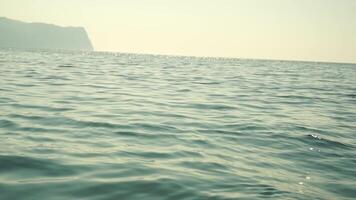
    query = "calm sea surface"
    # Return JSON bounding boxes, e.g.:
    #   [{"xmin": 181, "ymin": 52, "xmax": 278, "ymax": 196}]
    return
[{"xmin": 0, "ymin": 48, "xmax": 356, "ymax": 200}]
